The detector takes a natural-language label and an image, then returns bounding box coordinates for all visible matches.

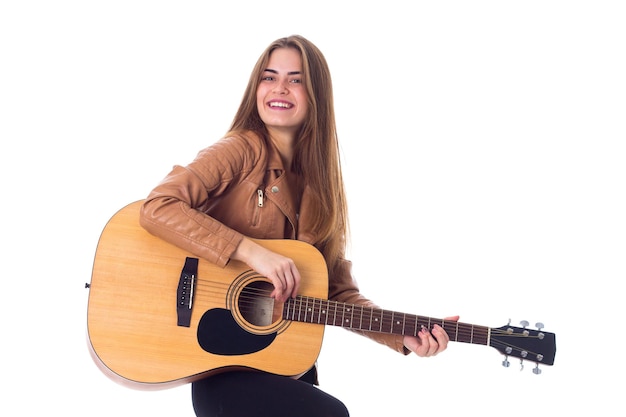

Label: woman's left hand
[403,315,460,357]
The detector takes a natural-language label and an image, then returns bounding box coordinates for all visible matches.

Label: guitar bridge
[177,257,198,327]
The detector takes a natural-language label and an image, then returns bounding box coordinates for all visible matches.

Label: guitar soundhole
[238,281,282,327]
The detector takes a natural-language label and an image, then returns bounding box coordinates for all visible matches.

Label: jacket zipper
[252,188,264,227]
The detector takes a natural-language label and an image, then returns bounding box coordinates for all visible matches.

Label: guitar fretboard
[283,295,490,346]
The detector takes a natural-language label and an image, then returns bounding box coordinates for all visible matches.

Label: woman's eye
[290,78,302,84]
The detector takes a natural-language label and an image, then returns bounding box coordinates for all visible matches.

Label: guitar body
[88,201,557,390]
[87,201,328,389]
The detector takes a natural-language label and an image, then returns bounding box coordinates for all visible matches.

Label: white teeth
[269,102,291,108]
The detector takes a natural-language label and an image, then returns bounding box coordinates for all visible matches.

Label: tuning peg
[502,356,510,368]
[533,363,542,375]
[519,359,524,371]
[536,322,544,330]
[520,320,529,328]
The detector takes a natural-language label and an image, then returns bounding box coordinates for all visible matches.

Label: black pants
[191,369,349,417]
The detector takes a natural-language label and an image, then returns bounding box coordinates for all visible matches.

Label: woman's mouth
[268,100,293,109]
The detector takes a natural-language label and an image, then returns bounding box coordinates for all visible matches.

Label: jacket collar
[262,136,317,244]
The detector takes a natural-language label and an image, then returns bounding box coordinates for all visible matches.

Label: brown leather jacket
[139,130,408,354]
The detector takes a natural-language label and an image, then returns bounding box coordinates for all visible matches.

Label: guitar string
[192,278,487,339]
[189,278,550,359]
[188,277,490,342]
[195,280,487,338]
[191,278,550,361]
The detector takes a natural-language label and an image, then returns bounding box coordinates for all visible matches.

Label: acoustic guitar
[86,201,556,389]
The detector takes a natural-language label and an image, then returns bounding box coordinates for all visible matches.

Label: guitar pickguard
[197,308,277,355]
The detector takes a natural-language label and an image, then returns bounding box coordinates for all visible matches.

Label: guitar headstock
[490,320,556,374]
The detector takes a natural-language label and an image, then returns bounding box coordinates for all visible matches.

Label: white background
[2,1,624,415]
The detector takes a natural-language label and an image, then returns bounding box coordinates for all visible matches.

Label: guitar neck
[283,295,489,346]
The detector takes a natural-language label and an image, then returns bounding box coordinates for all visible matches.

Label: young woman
[140,34,456,417]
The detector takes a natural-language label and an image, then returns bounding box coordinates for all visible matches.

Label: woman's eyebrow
[263,68,302,75]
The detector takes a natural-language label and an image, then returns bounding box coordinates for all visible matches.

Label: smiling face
[256,47,309,140]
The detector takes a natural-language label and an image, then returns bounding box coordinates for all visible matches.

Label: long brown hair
[230,35,348,272]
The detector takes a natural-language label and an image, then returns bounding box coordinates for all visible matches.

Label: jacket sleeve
[139,135,262,267]
[328,258,411,355]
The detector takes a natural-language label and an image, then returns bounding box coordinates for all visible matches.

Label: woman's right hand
[231,237,301,302]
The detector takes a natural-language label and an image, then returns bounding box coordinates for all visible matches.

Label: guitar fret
[474,326,488,345]
[404,314,415,337]
[311,298,315,323]
[359,306,364,330]
[348,305,353,327]
[382,311,391,333]
[304,298,310,323]
[326,300,333,326]
[304,297,309,323]
[297,300,302,321]
[284,300,291,321]
[458,323,470,343]
[339,305,345,326]
[317,299,322,324]
[418,316,427,335]
[375,307,380,331]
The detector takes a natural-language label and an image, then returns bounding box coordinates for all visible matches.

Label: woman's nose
[273,80,288,94]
